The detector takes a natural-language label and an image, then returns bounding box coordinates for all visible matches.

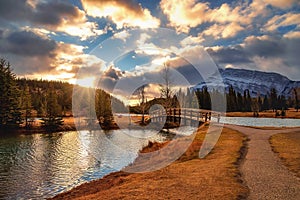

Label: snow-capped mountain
[193,68,300,97]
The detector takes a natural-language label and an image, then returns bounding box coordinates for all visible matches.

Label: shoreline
[1,110,299,136]
[226,109,300,119]
[49,125,300,199]
[50,125,249,200]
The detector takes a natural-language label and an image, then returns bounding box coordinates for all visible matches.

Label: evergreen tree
[236,92,243,111]
[227,85,237,111]
[278,95,287,110]
[243,89,252,112]
[270,88,278,112]
[257,96,263,112]
[0,59,22,128]
[202,86,211,109]
[262,95,269,111]
[185,87,192,108]
[40,85,63,129]
[294,88,299,112]
[95,89,113,127]
[20,85,33,128]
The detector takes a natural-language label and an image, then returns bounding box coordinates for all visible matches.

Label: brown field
[270,131,300,177]
[226,109,300,119]
[51,126,248,200]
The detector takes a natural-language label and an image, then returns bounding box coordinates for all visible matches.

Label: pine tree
[243,89,252,112]
[40,85,63,129]
[257,96,263,112]
[262,95,269,111]
[20,84,33,128]
[202,87,211,109]
[95,89,113,127]
[236,92,243,111]
[227,85,237,112]
[0,59,22,128]
[294,88,299,112]
[270,88,278,112]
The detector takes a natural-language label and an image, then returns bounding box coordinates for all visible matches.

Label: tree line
[131,84,299,118]
[0,58,126,130]
[179,85,299,114]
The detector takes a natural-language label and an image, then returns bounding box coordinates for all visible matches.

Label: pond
[216,117,300,127]
[0,129,169,199]
[0,117,299,199]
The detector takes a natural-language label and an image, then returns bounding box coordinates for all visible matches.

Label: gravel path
[225,125,300,200]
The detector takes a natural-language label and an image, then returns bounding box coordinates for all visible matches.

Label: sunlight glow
[76,77,97,88]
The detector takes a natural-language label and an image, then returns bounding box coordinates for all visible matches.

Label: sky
[0,0,300,96]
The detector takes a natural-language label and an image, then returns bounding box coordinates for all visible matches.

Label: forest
[0,58,299,130]
[0,58,126,129]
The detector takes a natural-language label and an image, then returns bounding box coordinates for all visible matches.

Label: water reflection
[0,130,168,199]
[216,117,300,127]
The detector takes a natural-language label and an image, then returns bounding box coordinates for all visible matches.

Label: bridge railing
[150,108,221,123]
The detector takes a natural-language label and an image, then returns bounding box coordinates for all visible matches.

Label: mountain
[193,68,300,97]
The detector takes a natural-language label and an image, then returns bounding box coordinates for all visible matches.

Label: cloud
[261,0,299,9]
[0,28,96,81]
[243,35,285,57]
[33,1,102,39]
[207,46,252,64]
[202,22,244,39]
[103,66,124,80]
[263,13,300,32]
[97,57,195,97]
[160,0,210,33]
[0,0,31,21]
[0,0,101,40]
[284,31,300,39]
[113,30,131,42]
[81,0,160,29]
[207,35,300,80]
[180,36,204,46]
[0,30,57,56]
[160,0,250,33]
[209,3,251,25]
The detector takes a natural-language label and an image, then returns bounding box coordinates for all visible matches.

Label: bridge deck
[150,108,221,125]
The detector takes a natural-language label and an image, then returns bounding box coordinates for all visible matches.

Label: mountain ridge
[193,68,300,97]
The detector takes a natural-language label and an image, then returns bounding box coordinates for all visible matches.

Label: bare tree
[137,85,146,124]
[160,62,174,109]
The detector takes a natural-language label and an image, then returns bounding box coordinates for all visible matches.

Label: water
[0,129,168,200]
[216,117,300,127]
[0,117,299,199]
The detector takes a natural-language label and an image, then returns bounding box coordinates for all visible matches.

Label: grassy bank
[226,109,300,119]
[270,131,300,177]
[51,125,248,200]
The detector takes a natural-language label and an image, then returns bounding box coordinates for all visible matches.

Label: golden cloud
[262,0,299,8]
[161,0,298,35]
[263,13,300,32]
[47,6,102,40]
[160,0,210,33]
[81,0,160,29]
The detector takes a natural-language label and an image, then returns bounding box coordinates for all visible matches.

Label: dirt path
[225,125,300,200]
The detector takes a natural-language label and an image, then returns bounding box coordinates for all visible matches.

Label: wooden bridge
[150,108,221,127]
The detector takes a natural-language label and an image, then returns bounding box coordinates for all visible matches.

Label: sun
[75,76,97,88]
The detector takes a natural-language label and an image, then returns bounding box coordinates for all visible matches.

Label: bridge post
[183,109,187,125]
[173,108,176,123]
[178,108,181,125]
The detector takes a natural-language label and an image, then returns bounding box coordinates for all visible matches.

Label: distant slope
[193,68,300,96]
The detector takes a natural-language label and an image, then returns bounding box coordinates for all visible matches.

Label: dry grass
[51,126,248,200]
[270,131,300,177]
[226,109,300,119]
